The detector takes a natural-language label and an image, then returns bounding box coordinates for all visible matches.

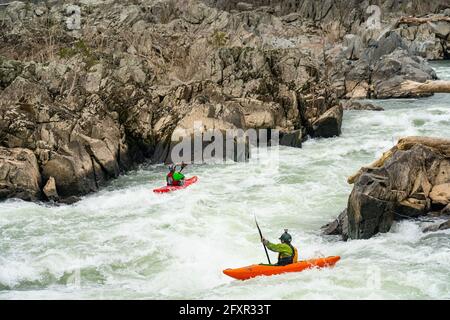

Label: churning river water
[0,62,449,300]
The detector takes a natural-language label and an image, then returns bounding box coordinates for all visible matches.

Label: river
[0,62,449,299]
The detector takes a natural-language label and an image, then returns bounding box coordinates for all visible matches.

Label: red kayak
[223,256,340,280]
[153,176,198,193]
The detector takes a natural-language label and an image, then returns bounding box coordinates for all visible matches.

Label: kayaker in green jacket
[261,229,298,266]
[166,163,186,186]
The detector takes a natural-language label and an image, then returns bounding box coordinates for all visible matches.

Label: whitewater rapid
[0,62,449,299]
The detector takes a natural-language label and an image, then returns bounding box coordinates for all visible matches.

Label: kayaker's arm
[263,240,292,256]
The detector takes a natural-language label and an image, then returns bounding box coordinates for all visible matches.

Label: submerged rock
[423,219,450,233]
[341,100,384,111]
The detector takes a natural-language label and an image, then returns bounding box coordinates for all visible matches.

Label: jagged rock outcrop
[311,105,343,138]
[395,14,450,60]
[371,49,438,98]
[0,147,41,201]
[0,0,448,201]
[0,0,343,201]
[336,32,438,99]
[324,137,450,240]
[321,209,349,240]
[279,129,303,148]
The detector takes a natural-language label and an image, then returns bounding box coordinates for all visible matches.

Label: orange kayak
[223,256,340,280]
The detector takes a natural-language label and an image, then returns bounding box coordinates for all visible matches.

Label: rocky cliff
[0,0,449,202]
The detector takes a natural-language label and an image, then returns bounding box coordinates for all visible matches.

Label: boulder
[43,176,59,201]
[84,64,103,93]
[115,56,146,84]
[312,105,343,138]
[41,143,97,198]
[339,31,439,99]
[428,21,450,40]
[343,34,364,60]
[167,103,249,164]
[363,32,409,64]
[0,147,41,201]
[321,209,349,240]
[0,57,23,89]
[408,36,444,60]
[429,183,450,206]
[371,49,437,98]
[343,59,371,99]
[279,129,303,148]
[334,137,450,239]
[239,98,284,129]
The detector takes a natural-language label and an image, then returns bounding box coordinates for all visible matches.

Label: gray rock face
[0,0,447,202]
[0,0,344,201]
[339,32,438,99]
[396,15,450,60]
[204,0,449,19]
[325,137,450,240]
[363,32,410,64]
[279,129,303,148]
[322,209,349,240]
[0,70,127,200]
[0,147,41,201]
[343,34,364,60]
[371,49,437,98]
[312,105,343,138]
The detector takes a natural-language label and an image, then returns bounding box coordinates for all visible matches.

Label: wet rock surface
[324,137,450,240]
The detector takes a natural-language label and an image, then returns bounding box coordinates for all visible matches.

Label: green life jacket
[277,243,297,266]
[173,172,185,181]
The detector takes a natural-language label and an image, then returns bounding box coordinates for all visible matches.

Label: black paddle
[179,161,187,172]
[254,214,271,265]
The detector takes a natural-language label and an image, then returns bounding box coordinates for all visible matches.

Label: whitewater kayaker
[166,163,186,186]
[261,229,298,266]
